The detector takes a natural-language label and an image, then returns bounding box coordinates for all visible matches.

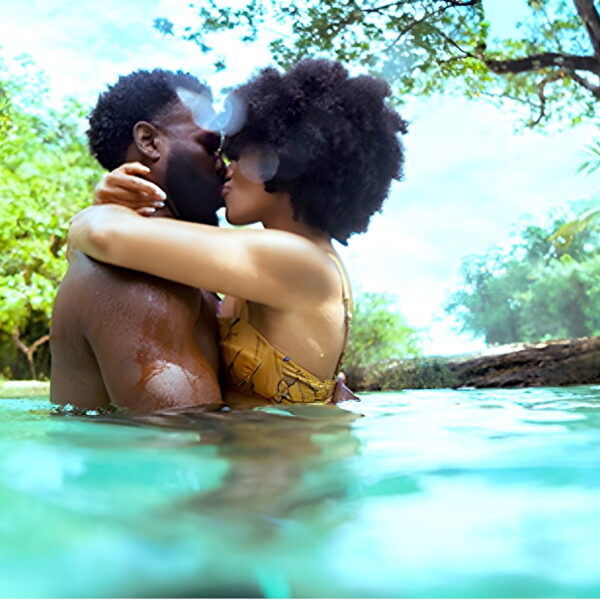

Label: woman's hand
[94,162,167,216]
[69,204,140,261]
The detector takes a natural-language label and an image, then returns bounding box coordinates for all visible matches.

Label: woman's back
[218,249,352,402]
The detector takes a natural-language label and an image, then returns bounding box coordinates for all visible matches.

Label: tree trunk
[11,327,50,380]
[574,0,600,61]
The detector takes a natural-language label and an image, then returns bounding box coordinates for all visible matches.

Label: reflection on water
[1,388,600,597]
[101,404,361,520]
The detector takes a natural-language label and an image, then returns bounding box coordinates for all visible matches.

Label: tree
[155,0,600,126]
[0,55,102,379]
[578,138,600,174]
[445,201,600,344]
[341,291,421,386]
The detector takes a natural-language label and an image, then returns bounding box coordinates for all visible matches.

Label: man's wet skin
[51,100,226,414]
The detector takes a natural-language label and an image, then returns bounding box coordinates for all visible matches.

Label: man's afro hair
[223,58,408,244]
[87,69,210,171]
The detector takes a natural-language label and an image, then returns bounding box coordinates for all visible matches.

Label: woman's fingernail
[158,190,167,200]
[155,202,165,208]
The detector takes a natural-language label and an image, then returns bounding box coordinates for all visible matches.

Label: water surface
[1,387,600,598]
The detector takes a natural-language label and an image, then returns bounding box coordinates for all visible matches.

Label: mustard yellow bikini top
[218,252,352,404]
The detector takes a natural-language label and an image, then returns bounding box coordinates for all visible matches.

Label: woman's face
[221,147,286,226]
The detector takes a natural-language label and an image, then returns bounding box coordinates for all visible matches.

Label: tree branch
[530,71,564,127]
[484,52,600,76]
[364,0,480,15]
[11,327,28,356]
[445,0,481,5]
[363,1,408,14]
[11,327,50,380]
[384,5,450,52]
[429,24,478,58]
[30,334,50,355]
[567,69,600,97]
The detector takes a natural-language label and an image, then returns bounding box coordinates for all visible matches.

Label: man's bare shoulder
[52,249,206,352]
[63,250,201,301]
[51,250,221,412]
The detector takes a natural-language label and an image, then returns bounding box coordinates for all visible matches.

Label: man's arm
[51,254,112,411]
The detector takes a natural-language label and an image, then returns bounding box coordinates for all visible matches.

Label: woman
[69,59,407,405]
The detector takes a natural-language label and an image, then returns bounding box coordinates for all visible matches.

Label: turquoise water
[2,387,600,598]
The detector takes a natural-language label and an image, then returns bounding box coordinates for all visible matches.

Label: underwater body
[2,387,600,598]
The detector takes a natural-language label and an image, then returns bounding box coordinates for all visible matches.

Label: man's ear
[133,121,162,161]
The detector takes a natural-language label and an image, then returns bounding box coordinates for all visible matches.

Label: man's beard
[164,153,223,226]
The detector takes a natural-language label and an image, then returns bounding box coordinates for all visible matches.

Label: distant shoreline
[0,380,50,398]
[5,336,600,399]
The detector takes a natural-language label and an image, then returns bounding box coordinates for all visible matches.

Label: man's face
[158,102,224,226]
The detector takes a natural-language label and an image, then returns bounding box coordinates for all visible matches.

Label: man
[51,69,224,413]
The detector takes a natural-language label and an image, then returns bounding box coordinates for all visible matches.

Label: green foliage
[445,200,600,345]
[0,54,102,378]
[578,139,600,175]
[340,292,421,387]
[359,357,458,390]
[155,0,599,127]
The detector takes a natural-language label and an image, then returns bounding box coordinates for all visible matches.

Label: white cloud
[339,96,598,353]
[0,0,275,106]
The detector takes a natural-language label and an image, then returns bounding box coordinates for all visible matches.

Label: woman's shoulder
[248,231,341,304]
[249,227,325,257]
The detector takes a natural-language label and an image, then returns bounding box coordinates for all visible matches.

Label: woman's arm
[69,204,335,308]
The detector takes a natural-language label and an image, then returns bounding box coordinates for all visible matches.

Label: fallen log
[446,336,600,388]
[350,336,600,391]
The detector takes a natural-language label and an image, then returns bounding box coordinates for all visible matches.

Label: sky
[1,0,598,355]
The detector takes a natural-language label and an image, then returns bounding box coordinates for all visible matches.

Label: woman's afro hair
[87,69,210,171]
[223,58,408,244]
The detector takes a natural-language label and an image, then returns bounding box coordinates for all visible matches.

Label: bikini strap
[327,252,353,374]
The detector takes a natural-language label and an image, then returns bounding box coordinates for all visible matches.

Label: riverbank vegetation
[445,200,600,345]
[0,55,102,379]
[341,292,422,389]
